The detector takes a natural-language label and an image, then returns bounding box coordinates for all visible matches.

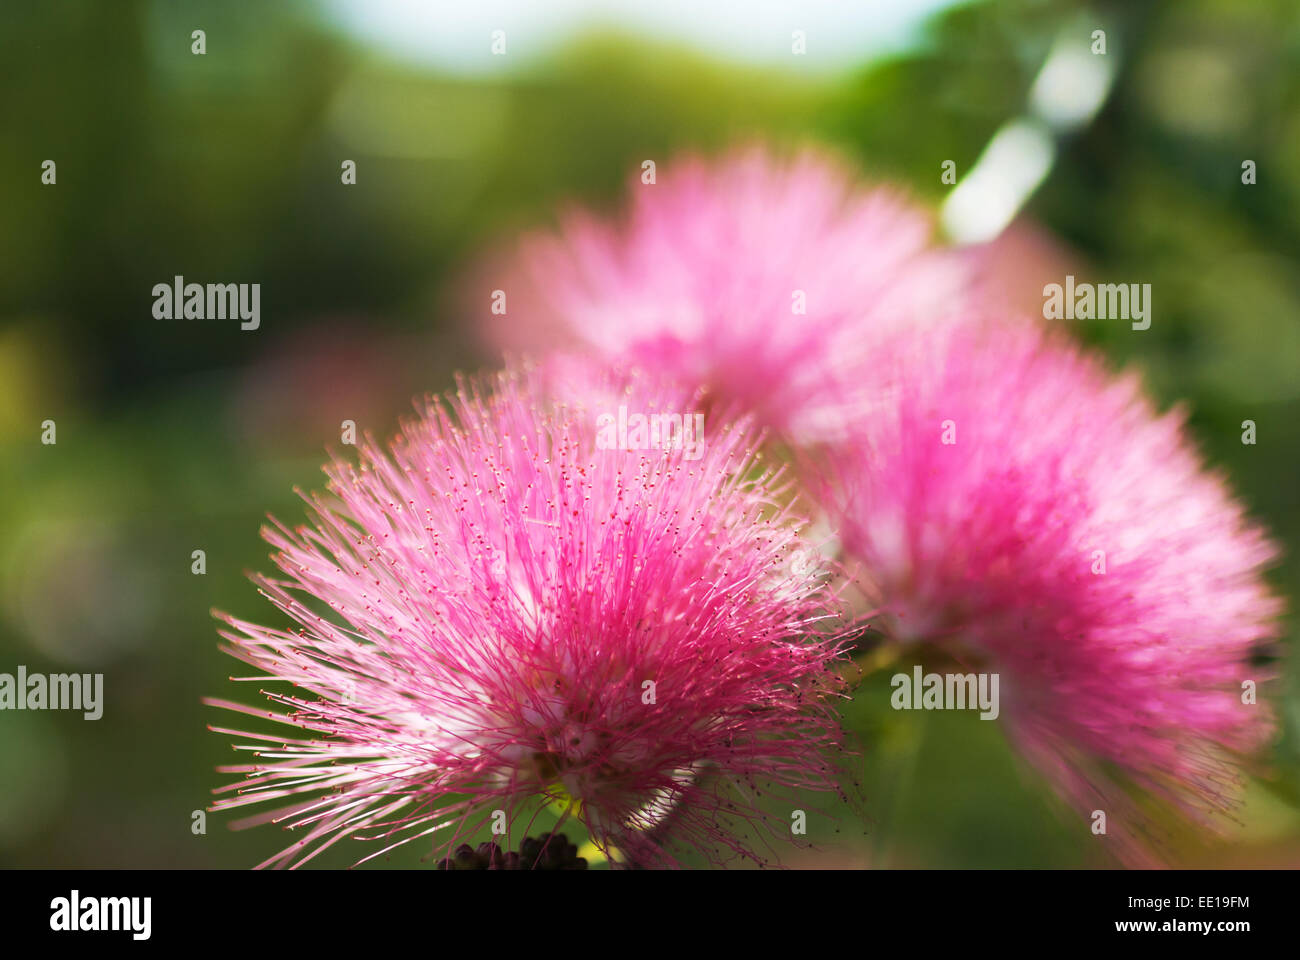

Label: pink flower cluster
[825,319,1280,862]
[502,146,970,445]
[209,366,850,868]
[212,145,1281,869]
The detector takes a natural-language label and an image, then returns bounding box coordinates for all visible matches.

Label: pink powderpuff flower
[206,361,852,869]
[824,319,1282,864]
[486,144,971,445]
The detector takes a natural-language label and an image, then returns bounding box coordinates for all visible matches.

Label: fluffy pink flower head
[495,145,970,445]
[826,320,1282,863]
[208,361,850,868]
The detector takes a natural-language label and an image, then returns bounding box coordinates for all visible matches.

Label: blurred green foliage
[1,0,1297,868]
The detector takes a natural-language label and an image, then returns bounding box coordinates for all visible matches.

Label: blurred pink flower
[487,145,970,445]
[825,319,1282,863]
[208,361,850,868]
